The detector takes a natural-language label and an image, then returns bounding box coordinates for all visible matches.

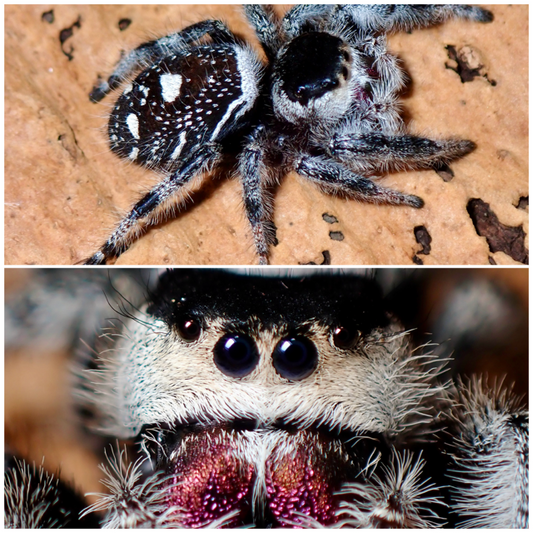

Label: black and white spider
[4,269,528,528]
[85,4,493,265]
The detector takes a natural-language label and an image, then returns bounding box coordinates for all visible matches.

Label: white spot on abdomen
[160,73,183,103]
[126,113,140,139]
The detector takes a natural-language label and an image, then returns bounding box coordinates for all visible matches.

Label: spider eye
[332,326,361,350]
[273,336,318,380]
[177,317,202,341]
[214,334,259,378]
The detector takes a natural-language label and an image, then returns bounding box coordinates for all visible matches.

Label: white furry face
[84,311,429,439]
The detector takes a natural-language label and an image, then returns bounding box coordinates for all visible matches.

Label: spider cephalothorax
[85,5,493,265]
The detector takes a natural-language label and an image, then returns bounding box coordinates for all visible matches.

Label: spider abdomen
[108,44,262,171]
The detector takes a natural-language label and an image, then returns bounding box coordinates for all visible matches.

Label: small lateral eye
[332,326,362,350]
[177,317,202,341]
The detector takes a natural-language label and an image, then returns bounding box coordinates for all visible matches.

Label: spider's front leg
[89,20,238,103]
[443,379,529,528]
[243,5,282,62]
[329,132,476,174]
[296,154,424,208]
[244,5,335,62]
[84,144,221,265]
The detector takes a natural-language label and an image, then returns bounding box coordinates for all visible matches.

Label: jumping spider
[5,269,528,528]
[85,4,493,265]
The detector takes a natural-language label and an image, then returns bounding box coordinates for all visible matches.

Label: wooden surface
[5,5,528,265]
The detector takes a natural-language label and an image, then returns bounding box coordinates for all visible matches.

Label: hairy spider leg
[296,155,424,208]
[243,5,336,60]
[336,4,494,33]
[84,144,221,265]
[242,5,282,62]
[239,126,278,265]
[329,134,477,173]
[280,5,337,38]
[90,20,239,103]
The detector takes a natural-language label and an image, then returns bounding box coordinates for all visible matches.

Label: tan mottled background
[5,5,528,265]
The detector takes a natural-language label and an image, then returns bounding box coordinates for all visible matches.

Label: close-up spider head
[4,268,528,528]
[78,270,412,527]
[83,4,496,265]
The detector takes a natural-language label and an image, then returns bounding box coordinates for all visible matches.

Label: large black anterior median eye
[214,334,259,378]
[273,336,318,380]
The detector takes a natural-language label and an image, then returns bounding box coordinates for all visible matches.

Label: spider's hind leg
[89,20,238,103]
[84,144,221,265]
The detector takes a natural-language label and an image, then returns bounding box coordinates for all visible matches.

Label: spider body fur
[85,4,493,265]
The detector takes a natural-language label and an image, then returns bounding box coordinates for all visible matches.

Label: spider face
[86,5,492,265]
[272,31,360,127]
[84,271,397,438]
[276,32,351,102]
[78,270,429,527]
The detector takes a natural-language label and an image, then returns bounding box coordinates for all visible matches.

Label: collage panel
[4,4,527,265]
[5,268,528,527]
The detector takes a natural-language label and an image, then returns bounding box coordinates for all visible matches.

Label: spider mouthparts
[161,425,358,528]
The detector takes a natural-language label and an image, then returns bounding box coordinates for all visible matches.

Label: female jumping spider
[5,269,528,527]
[85,5,493,265]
